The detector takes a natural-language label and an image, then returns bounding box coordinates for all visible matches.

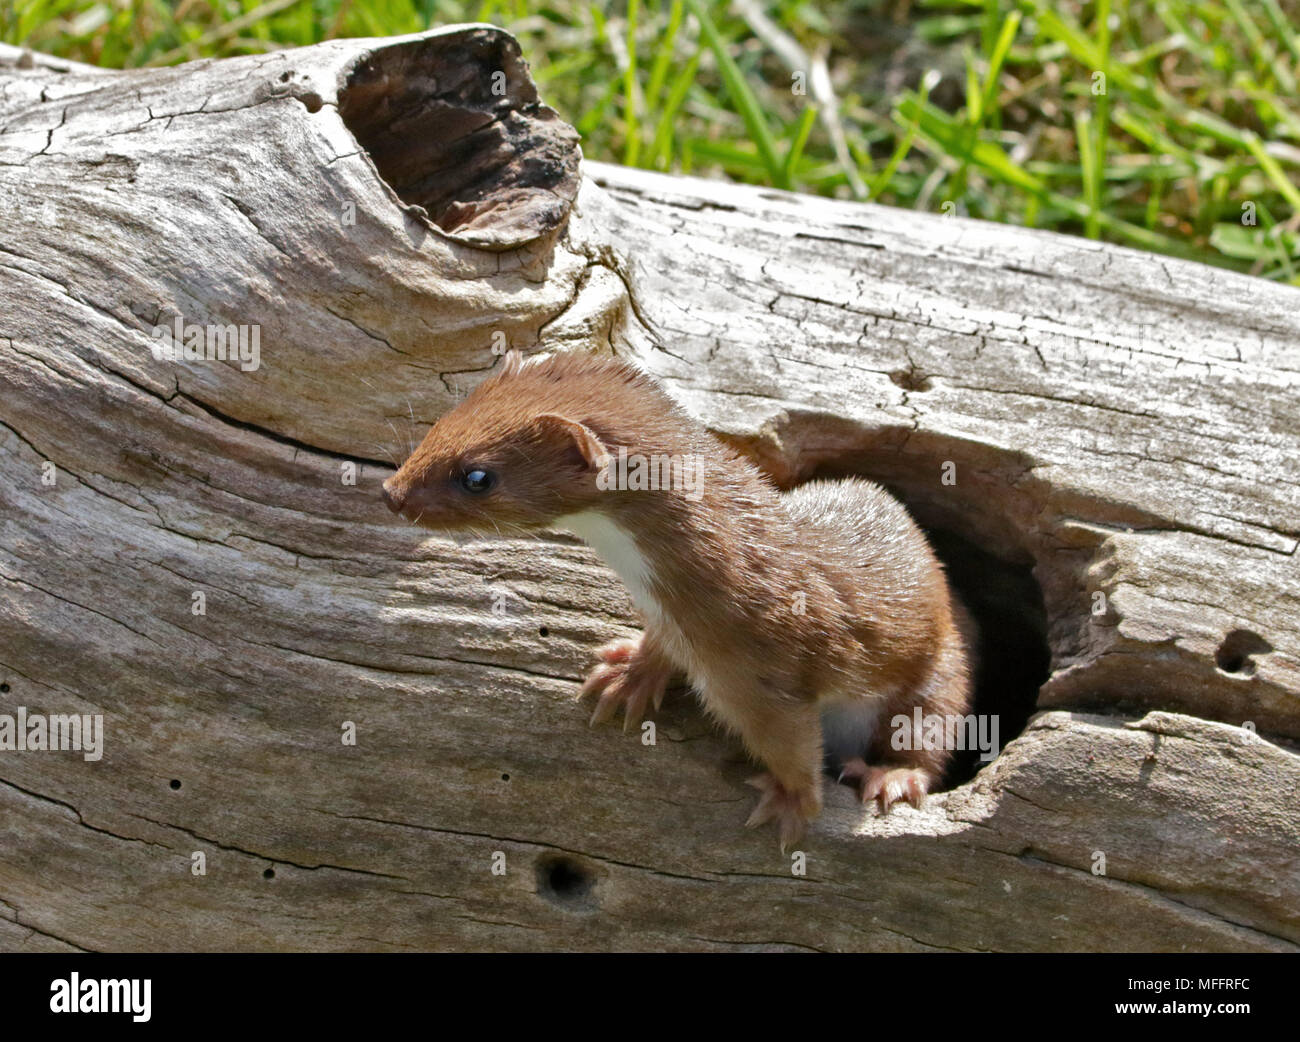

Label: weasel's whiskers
[358,439,400,467]
[358,376,419,465]
[404,396,420,457]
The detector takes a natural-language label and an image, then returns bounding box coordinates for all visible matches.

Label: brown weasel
[382,350,973,848]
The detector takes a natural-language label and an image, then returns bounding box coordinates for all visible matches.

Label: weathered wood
[0,27,1296,952]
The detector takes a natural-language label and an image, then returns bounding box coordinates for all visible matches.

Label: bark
[0,27,1296,953]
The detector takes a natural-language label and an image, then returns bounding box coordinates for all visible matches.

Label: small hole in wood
[889,368,933,392]
[501,772,510,781]
[169,779,181,790]
[535,853,596,910]
[0,683,9,693]
[538,625,549,637]
[1215,629,1271,677]
[263,868,275,880]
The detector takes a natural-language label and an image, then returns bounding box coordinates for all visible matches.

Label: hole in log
[535,853,597,910]
[538,625,549,637]
[889,367,932,392]
[169,779,182,790]
[0,682,9,693]
[1215,629,1272,677]
[337,28,582,250]
[263,868,276,880]
[925,528,1050,785]
[711,410,1288,738]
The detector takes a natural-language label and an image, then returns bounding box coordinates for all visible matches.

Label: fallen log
[0,26,1296,952]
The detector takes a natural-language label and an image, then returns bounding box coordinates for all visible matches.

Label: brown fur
[383,350,974,847]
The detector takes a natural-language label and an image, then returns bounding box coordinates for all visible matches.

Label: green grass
[6,0,1299,282]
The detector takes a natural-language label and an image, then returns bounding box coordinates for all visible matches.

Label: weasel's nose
[382,478,406,514]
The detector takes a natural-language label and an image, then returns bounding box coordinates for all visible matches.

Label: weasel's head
[381,350,634,535]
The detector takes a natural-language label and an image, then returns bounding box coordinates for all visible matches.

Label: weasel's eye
[460,468,495,494]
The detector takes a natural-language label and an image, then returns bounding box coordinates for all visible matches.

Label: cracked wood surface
[1,29,1298,952]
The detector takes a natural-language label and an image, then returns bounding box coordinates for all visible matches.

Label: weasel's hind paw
[580,638,670,732]
[839,759,933,813]
[745,773,817,852]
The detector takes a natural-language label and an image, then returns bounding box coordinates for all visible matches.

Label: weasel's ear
[497,349,525,378]
[532,413,610,472]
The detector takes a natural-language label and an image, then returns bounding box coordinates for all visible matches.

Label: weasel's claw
[745,773,814,852]
[580,662,624,725]
[839,758,932,813]
[579,638,671,732]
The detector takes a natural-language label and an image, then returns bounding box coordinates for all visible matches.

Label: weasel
[382,350,974,848]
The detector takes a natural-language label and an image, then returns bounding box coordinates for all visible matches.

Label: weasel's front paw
[745,773,819,852]
[839,759,933,813]
[580,638,671,732]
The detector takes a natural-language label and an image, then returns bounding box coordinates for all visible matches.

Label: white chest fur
[554,512,706,715]
[555,512,662,625]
